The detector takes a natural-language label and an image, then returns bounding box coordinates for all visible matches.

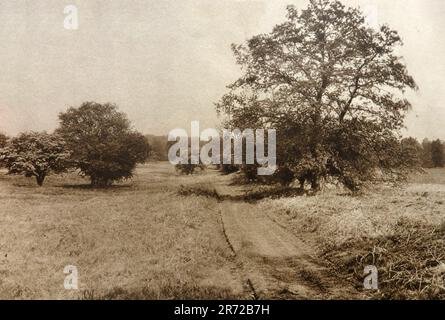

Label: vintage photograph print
[0,0,444,303]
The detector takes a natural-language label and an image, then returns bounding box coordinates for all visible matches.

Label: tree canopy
[0,133,8,149]
[0,132,69,186]
[216,0,418,191]
[57,102,151,187]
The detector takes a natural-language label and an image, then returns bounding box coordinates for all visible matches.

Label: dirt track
[213,183,357,299]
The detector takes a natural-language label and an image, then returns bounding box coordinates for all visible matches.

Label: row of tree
[402,138,445,168]
[211,136,444,187]
[0,102,150,187]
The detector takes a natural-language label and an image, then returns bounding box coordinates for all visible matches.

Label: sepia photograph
[0,0,444,308]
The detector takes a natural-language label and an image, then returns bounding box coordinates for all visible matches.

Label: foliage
[175,159,205,175]
[57,102,150,187]
[400,137,423,168]
[0,133,9,168]
[0,132,70,186]
[218,164,239,175]
[216,0,418,191]
[431,139,445,168]
[0,133,8,148]
[421,139,434,168]
[175,163,205,175]
[146,135,169,161]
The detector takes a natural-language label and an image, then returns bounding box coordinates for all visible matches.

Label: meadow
[0,163,244,299]
[260,169,445,299]
[0,163,443,299]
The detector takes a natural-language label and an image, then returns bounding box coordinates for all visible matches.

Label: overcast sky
[0,0,444,139]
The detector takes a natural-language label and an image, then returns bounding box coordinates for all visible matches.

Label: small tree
[0,132,70,186]
[431,139,445,168]
[57,102,150,187]
[175,163,205,175]
[174,146,205,175]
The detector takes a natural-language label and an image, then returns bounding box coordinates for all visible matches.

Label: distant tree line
[0,102,150,187]
[401,137,445,168]
[145,134,169,161]
[0,133,7,149]
[215,137,444,184]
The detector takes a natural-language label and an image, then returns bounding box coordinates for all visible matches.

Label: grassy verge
[0,163,244,299]
[260,169,445,299]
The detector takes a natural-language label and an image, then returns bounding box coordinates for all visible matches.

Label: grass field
[0,163,444,299]
[0,163,244,299]
[260,169,445,299]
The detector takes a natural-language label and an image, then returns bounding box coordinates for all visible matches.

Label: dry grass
[1,162,444,300]
[0,163,244,299]
[260,169,445,299]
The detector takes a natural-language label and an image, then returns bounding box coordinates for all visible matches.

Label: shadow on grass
[178,184,305,203]
[61,184,133,190]
[80,283,244,300]
[11,183,41,188]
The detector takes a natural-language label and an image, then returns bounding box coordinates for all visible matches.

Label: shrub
[175,163,205,175]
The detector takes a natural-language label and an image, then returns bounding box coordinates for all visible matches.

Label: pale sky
[0,0,444,140]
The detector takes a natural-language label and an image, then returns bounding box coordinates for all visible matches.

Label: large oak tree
[217,0,417,191]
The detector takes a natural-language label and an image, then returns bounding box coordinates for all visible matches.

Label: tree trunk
[298,177,305,190]
[310,176,321,192]
[36,175,45,186]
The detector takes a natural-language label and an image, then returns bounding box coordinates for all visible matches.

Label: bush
[219,164,239,175]
[0,133,8,149]
[175,163,205,175]
[0,133,9,168]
